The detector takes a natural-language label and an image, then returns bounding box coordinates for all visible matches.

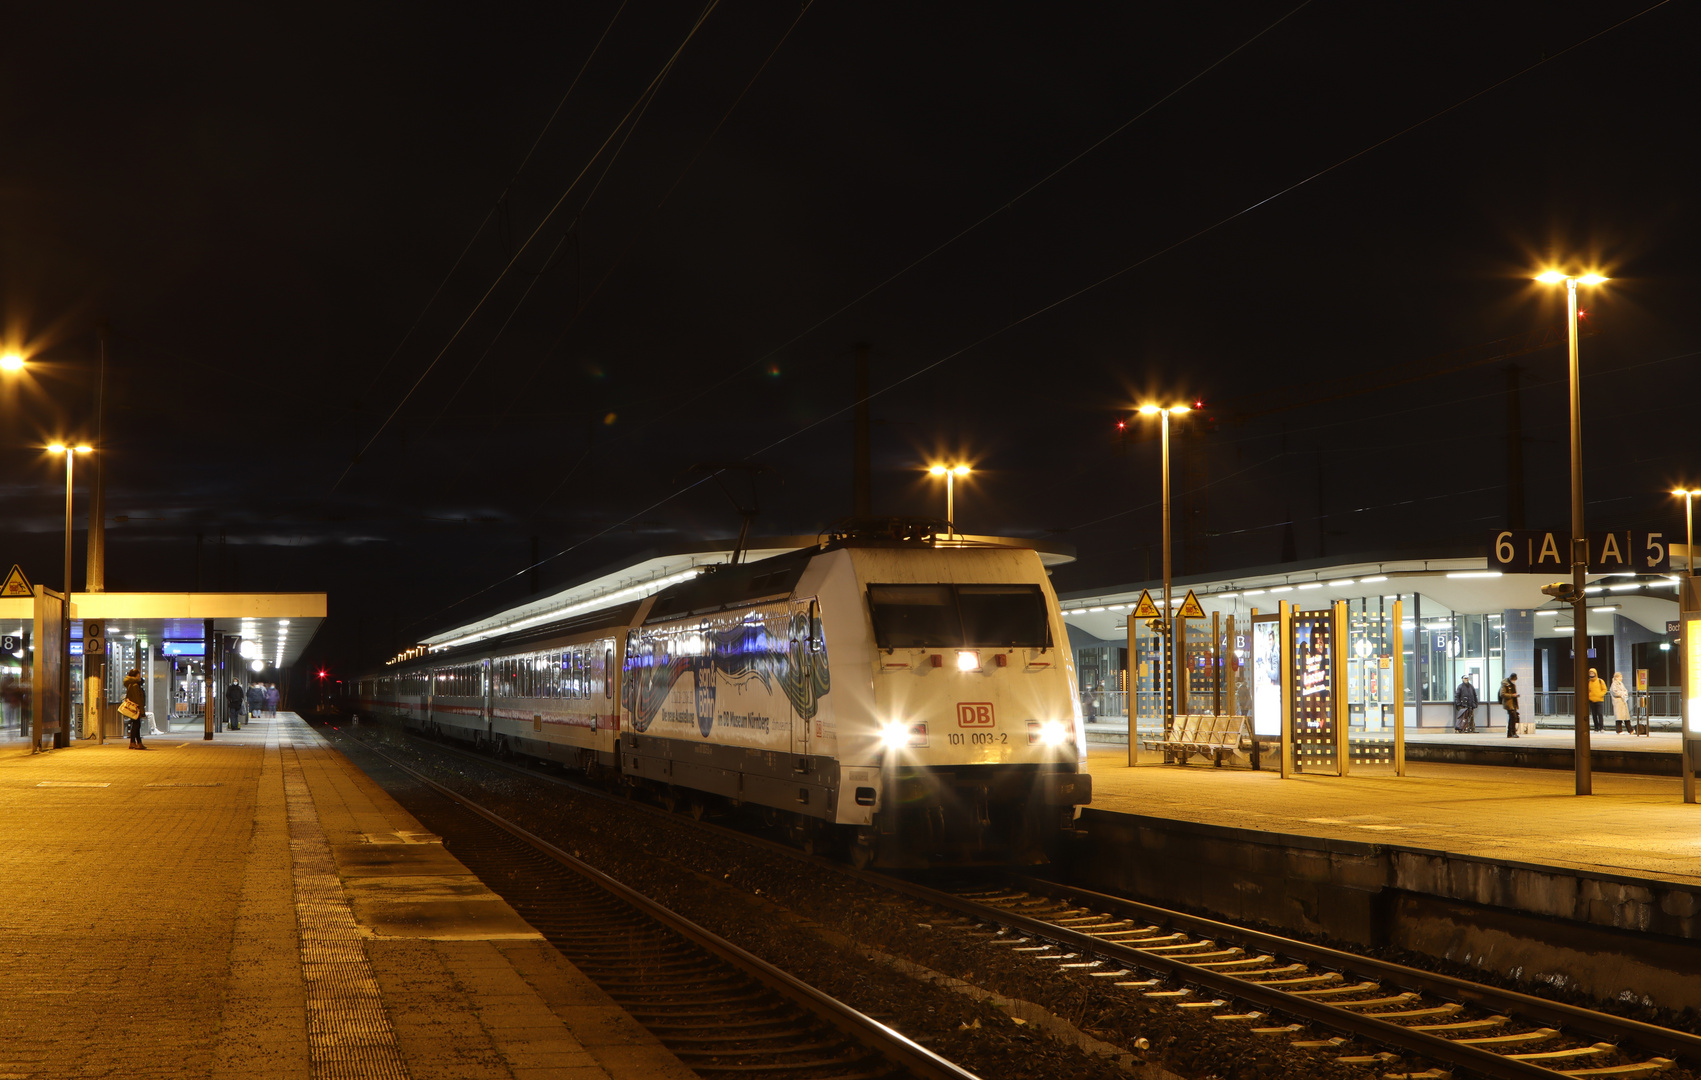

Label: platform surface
[1084,744,1701,889]
[0,713,692,1080]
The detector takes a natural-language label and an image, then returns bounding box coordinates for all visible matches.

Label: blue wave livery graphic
[622,609,830,737]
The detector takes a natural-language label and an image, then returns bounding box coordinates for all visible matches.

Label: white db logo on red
[957,702,994,727]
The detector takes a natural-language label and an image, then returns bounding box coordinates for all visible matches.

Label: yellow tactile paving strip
[278,728,409,1079]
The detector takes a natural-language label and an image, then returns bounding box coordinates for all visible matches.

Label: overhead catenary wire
[462,0,821,486]
[636,0,1316,428]
[402,0,1673,633]
[330,0,722,495]
[356,0,633,402]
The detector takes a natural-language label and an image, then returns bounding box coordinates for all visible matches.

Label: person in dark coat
[124,667,148,749]
[1453,675,1479,733]
[1498,672,1521,738]
[225,681,245,730]
[246,683,265,724]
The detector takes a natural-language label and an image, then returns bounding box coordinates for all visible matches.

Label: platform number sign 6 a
[1488,530,1670,573]
[956,702,994,727]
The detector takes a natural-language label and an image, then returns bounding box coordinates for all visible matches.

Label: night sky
[4,1,1697,682]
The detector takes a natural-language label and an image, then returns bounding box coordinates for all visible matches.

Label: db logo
[956,702,995,728]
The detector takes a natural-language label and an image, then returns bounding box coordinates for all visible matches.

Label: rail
[356,740,981,1080]
[368,723,1697,1078]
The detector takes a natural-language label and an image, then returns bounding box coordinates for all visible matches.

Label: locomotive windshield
[867,583,1051,649]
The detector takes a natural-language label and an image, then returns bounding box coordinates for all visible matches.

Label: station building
[1059,549,1688,730]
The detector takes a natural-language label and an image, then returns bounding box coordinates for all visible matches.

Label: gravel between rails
[325,721,1396,1080]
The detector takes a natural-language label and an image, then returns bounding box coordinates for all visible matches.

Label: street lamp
[1535,267,1607,795]
[45,443,92,750]
[1136,403,1191,749]
[0,352,24,372]
[926,464,971,537]
[1673,489,1701,577]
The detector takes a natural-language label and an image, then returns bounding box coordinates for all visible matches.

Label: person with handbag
[122,667,148,750]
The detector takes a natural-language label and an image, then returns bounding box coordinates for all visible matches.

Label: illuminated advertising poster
[1250,619,1281,736]
[1291,612,1335,764]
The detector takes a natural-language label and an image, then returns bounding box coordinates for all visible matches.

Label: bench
[1139,713,1254,766]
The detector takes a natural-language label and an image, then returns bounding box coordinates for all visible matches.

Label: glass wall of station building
[1403,595,1504,721]
[1071,590,1510,731]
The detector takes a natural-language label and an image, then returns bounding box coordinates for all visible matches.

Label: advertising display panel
[1290,609,1336,773]
[623,599,834,754]
[1250,617,1281,737]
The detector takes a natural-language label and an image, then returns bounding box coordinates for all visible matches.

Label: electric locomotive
[354,526,1091,865]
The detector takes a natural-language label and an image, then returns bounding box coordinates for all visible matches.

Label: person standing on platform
[266,683,280,717]
[123,667,148,750]
[1453,674,1478,733]
[246,682,265,724]
[225,681,245,730]
[1587,668,1607,732]
[1610,672,1630,733]
[1498,672,1521,738]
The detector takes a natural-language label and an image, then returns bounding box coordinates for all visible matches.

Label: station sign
[1488,529,1670,574]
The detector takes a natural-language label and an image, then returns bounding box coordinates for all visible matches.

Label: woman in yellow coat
[1586,668,1607,733]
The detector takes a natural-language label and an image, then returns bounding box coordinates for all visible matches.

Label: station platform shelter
[0,590,326,746]
[0,711,691,1080]
[1060,549,1692,749]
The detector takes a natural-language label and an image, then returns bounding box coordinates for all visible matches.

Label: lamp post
[1137,403,1191,744]
[927,464,971,537]
[1536,268,1606,796]
[1673,489,1700,577]
[46,443,92,749]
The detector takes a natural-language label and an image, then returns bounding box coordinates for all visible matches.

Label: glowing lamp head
[0,353,23,372]
[1535,270,1567,285]
[1040,719,1070,747]
[47,443,66,454]
[951,465,969,477]
[74,445,91,453]
[956,649,980,672]
[1169,405,1192,415]
[882,720,926,750]
[1578,273,1608,286]
[1137,404,1161,415]
[927,465,947,476]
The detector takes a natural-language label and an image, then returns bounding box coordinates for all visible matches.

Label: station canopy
[0,592,326,669]
[1057,551,1687,644]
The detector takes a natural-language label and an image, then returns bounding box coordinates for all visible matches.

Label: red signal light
[317,669,327,679]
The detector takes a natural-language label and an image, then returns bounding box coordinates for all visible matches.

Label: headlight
[882,721,928,748]
[956,650,980,672]
[1041,719,1069,747]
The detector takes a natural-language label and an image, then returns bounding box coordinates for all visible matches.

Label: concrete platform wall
[1066,808,1701,1013]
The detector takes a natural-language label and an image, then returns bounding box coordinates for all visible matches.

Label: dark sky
[3,1,1697,677]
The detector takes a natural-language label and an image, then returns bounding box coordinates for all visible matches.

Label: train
[352,526,1092,866]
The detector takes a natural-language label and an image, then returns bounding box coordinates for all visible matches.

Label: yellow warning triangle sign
[1131,590,1159,619]
[0,565,31,598]
[1178,589,1206,619]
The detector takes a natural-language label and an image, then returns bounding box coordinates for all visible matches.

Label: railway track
[904,877,1699,1079]
[349,738,980,1080]
[340,723,1701,1080]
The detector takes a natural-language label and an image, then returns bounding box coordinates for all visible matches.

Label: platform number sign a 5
[1489,530,1670,574]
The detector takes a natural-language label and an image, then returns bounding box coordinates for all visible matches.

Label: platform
[0,713,692,1080]
[1083,719,1688,774]
[1072,745,1701,1011]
